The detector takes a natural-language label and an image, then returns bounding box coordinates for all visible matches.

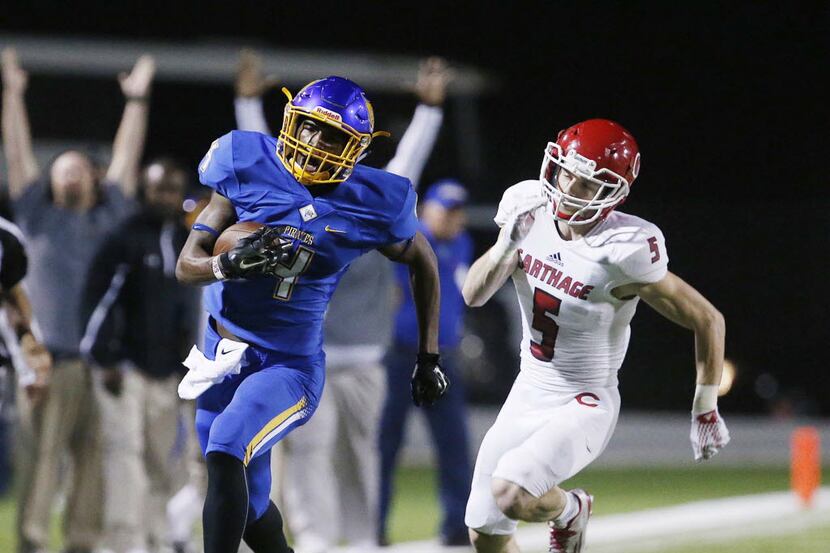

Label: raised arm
[462,196,545,307]
[105,55,156,197]
[616,271,730,461]
[1,48,40,199]
[384,57,452,189]
[233,49,276,134]
[462,246,520,308]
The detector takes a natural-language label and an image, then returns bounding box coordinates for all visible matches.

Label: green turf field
[658,522,830,553]
[0,465,823,551]
[386,464,808,542]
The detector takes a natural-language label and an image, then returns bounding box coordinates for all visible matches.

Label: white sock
[553,490,578,528]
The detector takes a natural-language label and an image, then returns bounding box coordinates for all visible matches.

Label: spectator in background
[81,160,200,553]
[233,50,451,552]
[379,179,474,546]
[1,47,153,553]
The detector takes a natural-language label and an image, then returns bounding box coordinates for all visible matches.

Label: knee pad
[207,409,248,458]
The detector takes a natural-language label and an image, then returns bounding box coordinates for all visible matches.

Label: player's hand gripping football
[218,227,293,279]
[690,409,731,461]
[411,353,450,407]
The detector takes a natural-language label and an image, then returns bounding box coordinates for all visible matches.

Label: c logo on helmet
[575,392,600,407]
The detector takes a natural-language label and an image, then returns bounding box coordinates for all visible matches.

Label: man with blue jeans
[380,179,474,546]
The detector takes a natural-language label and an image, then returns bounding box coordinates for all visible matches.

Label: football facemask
[540,119,640,226]
[277,76,388,185]
[540,143,631,226]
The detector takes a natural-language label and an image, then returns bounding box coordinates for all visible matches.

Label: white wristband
[692,384,719,414]
[211,256,227,281]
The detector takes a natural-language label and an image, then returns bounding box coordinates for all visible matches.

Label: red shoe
[548,489,593,553]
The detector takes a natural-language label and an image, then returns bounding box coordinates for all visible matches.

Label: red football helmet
[540,119,641,225]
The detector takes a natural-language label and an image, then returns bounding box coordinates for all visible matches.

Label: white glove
[178,338,249,400]
[490,196,547,262]
[690,409,731,462]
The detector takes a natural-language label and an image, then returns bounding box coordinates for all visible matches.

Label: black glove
[411,352,450,407]
[218,227,293,279]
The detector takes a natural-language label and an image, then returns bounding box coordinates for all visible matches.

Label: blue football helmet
[277,76,387,185]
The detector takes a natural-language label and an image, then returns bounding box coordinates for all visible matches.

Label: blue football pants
[195,321,324,520]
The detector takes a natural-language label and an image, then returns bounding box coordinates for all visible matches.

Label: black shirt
[80,210,199,378]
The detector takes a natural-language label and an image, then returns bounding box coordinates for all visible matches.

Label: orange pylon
[791,426,821,507]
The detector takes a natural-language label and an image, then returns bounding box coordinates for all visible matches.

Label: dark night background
[1,1,827,414]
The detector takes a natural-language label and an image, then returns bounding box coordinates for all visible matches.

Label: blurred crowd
[0,47,476,553]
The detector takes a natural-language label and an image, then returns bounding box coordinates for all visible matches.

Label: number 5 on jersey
[272,246,314,301]
[530,288,561,362]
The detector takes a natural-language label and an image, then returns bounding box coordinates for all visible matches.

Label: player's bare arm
[462,249,520,308]
[176,193,299,286]
[1,48,40,200]
[379,231,440,354]
[615,271,731,461]
[463,196,545,307]
[614,272,725,387]
[380,232,449,406]
[175,192,237,285]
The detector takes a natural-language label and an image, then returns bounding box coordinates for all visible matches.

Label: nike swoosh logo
[220,347,242,355]
[238,259,266,270]
[324,225,347,234]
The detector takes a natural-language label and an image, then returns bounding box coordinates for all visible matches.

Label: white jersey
[495,180,669,388]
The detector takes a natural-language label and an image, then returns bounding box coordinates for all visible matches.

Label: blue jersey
[394,225,473,349]
[198,131,418,356]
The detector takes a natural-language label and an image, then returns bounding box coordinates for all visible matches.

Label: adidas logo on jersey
[518,249,595,301]
[546,252,564,266]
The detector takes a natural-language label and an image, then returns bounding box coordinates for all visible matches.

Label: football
[213,221,267,255]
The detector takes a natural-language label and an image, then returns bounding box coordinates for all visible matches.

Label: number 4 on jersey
[530,288,561,362]
[272,246,314,301]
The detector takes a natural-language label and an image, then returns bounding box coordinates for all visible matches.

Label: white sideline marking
[330,487,830,553]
